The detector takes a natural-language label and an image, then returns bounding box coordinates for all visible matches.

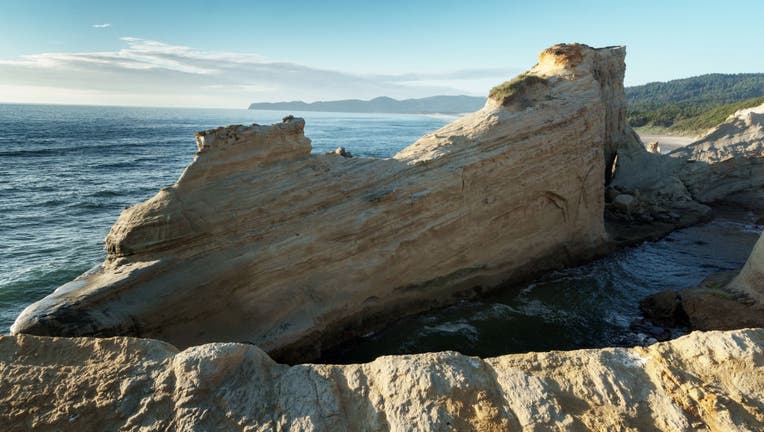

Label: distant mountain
[248,95,486,114]
[626,73,764,132]
[249,73,764,133]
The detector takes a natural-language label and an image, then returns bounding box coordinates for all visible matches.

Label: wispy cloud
[92,23,111,28]
[0,37,519,108]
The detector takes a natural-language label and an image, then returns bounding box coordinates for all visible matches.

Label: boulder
[612,193,636,213]
[12,44,628,360]
[639,290,689,328]
[646,141,660,154]
[327,146,353,158]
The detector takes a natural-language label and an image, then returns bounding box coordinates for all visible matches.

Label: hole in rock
[606,152,618,185]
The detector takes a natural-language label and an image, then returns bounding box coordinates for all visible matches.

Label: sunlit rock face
[12,44,630,361]
[1,330,762,431]
[731,229,764,303]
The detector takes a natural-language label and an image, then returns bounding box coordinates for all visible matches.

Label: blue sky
[1,0,762,107]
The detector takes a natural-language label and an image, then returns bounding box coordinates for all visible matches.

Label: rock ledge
[1,329,762,431]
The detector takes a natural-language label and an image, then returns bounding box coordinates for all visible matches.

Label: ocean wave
[423,322,480,342]
[0,148,62,157]
[90,190,123,198]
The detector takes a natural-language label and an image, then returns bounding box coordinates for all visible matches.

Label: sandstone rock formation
[613,103,764,208]
[12,44,630,360]
[1,329,762,431]
[604,128,711,244]
[646,141,660,154]
[618,106,764,330]
[730,227,764,304]
[671,103,764,203]
[605,103,764,243]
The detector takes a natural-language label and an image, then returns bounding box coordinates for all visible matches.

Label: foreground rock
[12,44,630,360]
[1,329,762,431]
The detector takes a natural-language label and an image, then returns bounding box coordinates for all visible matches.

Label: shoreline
[636,132,696,153]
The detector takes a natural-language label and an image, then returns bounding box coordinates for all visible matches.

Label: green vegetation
[669,96,764,132]
[627,73,764,134]
[489,73,548,105]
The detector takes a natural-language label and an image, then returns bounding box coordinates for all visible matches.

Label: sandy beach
[637,133,696,154]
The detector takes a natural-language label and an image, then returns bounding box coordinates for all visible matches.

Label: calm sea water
[0,104,760,362]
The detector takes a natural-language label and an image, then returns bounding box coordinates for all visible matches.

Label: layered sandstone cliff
[1,329,762,431]
[12,44,629,360]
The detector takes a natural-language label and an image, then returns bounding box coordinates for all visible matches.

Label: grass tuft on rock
[489,73,549,106]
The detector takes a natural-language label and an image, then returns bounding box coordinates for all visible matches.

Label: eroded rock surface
[606,103,764,244]
[12,44,629,360]
[1,330,762,431]
[672,103,764,203]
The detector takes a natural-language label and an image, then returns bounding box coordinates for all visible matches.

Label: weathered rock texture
[12,44,630,360]
[1,329,762,431]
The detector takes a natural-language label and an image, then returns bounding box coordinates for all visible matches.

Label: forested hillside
[627,73,764,133]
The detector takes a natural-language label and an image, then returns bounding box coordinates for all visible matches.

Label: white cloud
[92,23,111,28]
[0,38,519,108]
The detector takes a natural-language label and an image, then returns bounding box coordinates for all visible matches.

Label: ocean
[1,103,760,362]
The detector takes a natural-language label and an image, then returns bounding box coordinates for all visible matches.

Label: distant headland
[248,95,485,114]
